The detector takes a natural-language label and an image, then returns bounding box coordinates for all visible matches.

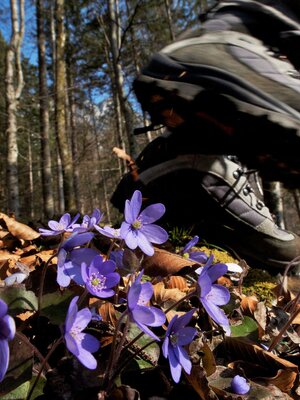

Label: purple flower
[0,299,16,382]
[110,250,125,269]
[57,232,95,287]
[64,296,100,369]
[81,255,120,298]
[94,225,121,239]
[39,213,80,236]
[196,255,230,335]
[231,375,250,394]
[74,209,103,233]
[120,190,168,256]
[181,236,208,264]
[162,309,197,383]
[127,270,166,340]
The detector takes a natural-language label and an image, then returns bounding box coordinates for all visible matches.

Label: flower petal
[182,235,199,253]
[2,316,16,340]
[201,298,229,328]
[125,191,142,223]
[168,347,182,383]
[57,262,72,287]
[189,252,208,264]
[231,375,250,395]
[140,224,168,244]
[127,280,142,310]
[81,332,100,353]
[94,225,121,239]
[174,345,192,375]
[98,259,117,276]
[139,282,154,303]
[48,220,63,231]
[63,259,84,286]
[139,203,166,224]
[207,284,230,306]
[106,273,120,288]
[136,232,154,256]
[197,271,212,298]
[0,339,9,382]
[59,213,71,227]
[131,305,156,325]
[77,347,98,369]
[0,300,8,319]
[65,296,79,333]
[122,226,138,250]
[65,332,79,356]
[39,228,59,236]
[176,327,197,346]
[172,309,195,333]
[134,320,160,341]
[131,305,165,327]
[73,308,92,331]
[162,336,170,358]
[63,232,94,251]
[207,263,228,283]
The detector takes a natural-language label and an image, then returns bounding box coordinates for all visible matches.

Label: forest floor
[0,212,299,400]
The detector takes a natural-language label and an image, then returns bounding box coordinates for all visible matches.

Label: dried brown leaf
[152,281,186,309]
[185,364,219,400]
[98,301,117,327]
[165,275,188,291]
[224,336,298,392]
[240,295,258,316]
[0,213,40,241]
[142,248,195,276]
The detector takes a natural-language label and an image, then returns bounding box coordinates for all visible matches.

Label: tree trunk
[55,0,76,212]
[164,0,175,41]
[98,13,126,175]
[265,181,286,229]
[67,72,81,212]
[27,131,34,219]
[50,2,64,213]
[5,0,25,217]
[36,0,54,218]
[107,0,137,158]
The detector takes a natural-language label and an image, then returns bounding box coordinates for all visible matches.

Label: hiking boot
[133,29,300,186]
[111,133,300,272]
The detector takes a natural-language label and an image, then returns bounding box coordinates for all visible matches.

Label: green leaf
[0,287,38,314]
[230,316,259,340]
[0,336,33,397]
[40,289,74,325]
[0,380,30,400]
[125,322,160,371]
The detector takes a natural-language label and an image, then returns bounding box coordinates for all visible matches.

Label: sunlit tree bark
[5,0,25,216]
[55,0,76,212]
[36,0,54,218]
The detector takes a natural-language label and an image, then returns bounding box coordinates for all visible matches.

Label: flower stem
[104,310,127,386]
[26,336,63,400]
[122,291,195,355]
[112,339,157,382]
[38,253,57,313]
[15,331,51,371]
[268,307,300,352]
[164,290,195,314]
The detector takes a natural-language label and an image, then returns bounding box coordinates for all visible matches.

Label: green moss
[242,269,277,303]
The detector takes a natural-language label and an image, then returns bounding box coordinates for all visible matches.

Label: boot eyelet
[233,168,242,179]
[256,201,264,210]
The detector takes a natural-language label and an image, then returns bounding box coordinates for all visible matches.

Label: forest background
[0,0,299,235]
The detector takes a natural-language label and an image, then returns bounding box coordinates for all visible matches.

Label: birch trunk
[36,0,54,218]
[107,0,137,158]
[5,0,25,217]
[55,0,76,212]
